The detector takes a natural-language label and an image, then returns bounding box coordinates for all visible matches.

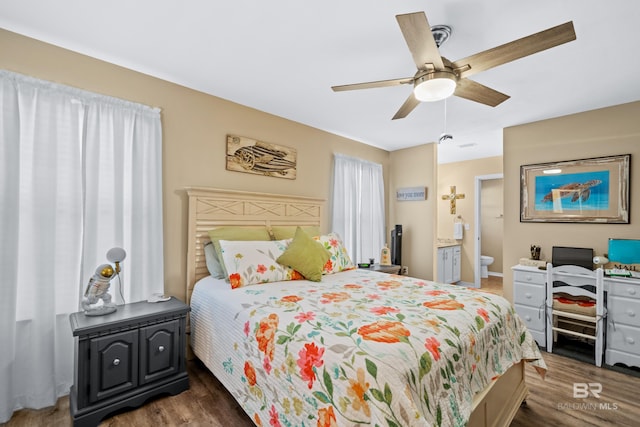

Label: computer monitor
[552,246,594,270]
[608,239,640,265]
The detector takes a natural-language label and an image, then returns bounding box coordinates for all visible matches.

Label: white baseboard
[488,271,504,278]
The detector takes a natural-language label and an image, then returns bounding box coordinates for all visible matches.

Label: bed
[185,187,546,427]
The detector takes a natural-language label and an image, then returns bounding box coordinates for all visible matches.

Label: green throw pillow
[271,225,321,240]
[208,227,272,278]
[277,227,330,282]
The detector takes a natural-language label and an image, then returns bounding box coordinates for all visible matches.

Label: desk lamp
[82,247,127,316]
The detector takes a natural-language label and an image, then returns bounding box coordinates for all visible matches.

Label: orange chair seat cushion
[552,293,596,317]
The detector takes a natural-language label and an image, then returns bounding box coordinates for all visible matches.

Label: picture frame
[226,135,297,180]
[520,154,630,223]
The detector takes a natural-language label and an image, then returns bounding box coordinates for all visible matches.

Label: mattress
[190,269,545,427]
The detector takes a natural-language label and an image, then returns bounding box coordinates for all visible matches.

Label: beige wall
[0,29,391,301]
[389,144,437,280]
[503,101,640,302]
[437,156,503,283]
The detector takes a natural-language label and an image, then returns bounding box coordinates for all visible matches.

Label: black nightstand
[363,264,402,274]
[69,297,190,427]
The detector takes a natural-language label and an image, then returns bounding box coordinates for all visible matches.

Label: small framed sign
[396,187,427,201]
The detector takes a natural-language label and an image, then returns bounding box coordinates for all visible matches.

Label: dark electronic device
[551,246,594,270]
[391,224,402,266]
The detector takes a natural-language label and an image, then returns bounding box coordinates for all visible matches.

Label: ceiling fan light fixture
[413,72,457,102]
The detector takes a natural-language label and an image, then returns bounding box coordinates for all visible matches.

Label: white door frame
[474,173,503,288]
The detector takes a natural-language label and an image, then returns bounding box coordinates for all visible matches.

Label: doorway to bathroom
[474,174,504,291]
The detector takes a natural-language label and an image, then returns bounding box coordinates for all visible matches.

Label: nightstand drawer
[513,282,545,307]
[140,319,180,384]
[513,269,546,286]
[90,329,139,403]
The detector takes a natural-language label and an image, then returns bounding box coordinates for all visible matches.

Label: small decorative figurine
[530,245,541,260]
[82,247,127,316]
[380,243,392,266]
[82,264,118,316]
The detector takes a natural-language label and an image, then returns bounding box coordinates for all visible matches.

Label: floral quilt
[191,269,545,427]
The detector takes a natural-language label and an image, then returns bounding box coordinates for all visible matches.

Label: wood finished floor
[480,274,504,296]
[5,351,639,427]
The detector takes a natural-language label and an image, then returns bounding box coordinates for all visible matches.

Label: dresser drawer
[607,281,640,300]
[606,323,640,355]
[513,282,546,307]
[514,304,545,332]
[608,296,640,328]
[513,269,546,286]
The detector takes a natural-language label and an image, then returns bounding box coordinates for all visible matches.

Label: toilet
[480,255,494,278]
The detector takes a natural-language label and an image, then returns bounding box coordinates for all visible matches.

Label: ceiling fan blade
[332,77,413,92]
[392,93,420,120]
[454,79,510,107]
[452,21,576,79]
[396,12,444,71]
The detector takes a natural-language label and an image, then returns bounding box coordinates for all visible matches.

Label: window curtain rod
[0,69,161,115]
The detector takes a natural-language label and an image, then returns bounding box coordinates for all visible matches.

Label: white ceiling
[2,1,639,163]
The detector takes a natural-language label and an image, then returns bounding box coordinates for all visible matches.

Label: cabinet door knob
[525,275,532,281]
[628,288,637,296]
[525,292,532,299]
[113,358,120,366]
[524,315,531,321]
[627,337,635,345]
[627,310,636,318]
[158,345,165,353]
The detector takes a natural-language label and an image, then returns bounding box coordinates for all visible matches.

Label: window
[0,70,163,422]
[331,154,385,264]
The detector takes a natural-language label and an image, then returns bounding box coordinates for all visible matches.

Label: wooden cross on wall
[442,186,465,214]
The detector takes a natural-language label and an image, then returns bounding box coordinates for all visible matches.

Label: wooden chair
[546,263,606,367]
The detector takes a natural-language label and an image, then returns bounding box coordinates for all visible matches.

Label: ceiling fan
[331,11,576,120]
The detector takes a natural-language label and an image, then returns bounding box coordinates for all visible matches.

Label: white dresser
[511,264,640,368]
[605,276,640,368]
[512,265,546,347]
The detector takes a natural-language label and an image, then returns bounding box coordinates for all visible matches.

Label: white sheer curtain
[0,70,164,423]
[331,153,385,264]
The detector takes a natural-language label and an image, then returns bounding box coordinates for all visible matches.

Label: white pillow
[314,232,356,274]
[204,242,225,279]
[218,239,303,289]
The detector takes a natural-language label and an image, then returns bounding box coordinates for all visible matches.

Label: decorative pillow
[276,227,330,282]
[270,225,321,240]
[208,227,272,277]
[553,293,597,316]
[203,242,225,279]
[218,239,303,289]
[314,232,355,275]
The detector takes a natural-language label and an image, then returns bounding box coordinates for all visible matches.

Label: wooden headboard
[185,187,324,305]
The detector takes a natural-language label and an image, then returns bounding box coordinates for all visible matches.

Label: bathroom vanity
[437,242,461,284]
